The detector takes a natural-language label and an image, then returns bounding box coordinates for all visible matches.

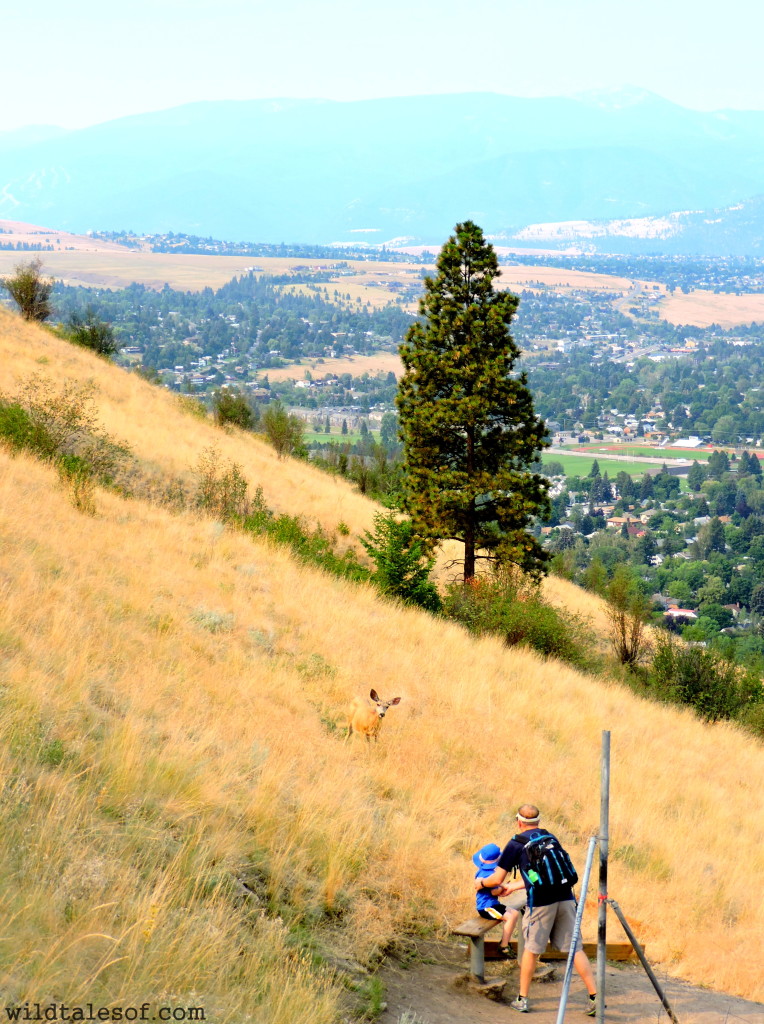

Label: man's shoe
[499,944,518,960]
[510,995,529,1012]
[585,996,598,1016]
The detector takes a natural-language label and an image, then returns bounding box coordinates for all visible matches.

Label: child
[473,842,522,958]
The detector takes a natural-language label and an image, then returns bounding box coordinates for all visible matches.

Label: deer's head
[370,688,401,719]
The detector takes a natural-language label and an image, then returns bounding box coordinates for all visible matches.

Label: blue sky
[2,0,763,131]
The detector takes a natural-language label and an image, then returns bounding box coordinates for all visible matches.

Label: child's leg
[501,908,519,947]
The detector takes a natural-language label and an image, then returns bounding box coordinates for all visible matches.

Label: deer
[345,689,401,743]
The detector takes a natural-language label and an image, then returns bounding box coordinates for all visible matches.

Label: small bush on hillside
[648,633,764,723]
[738,700,764,739]
[0,376,128,514]
[1,258,53,321]
[67,308,120,357]
[244,510,369,583]
[191,450,369,583]
[177,395,208,419]
[443,570,596,670]
[195,446,251,523]
[261,402,305,458]
[213,389,257,430]
[193,608,234,633]
[360,512,441,612]
[606,565,650,668]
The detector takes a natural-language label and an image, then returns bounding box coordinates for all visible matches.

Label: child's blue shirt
[474,863,501,911]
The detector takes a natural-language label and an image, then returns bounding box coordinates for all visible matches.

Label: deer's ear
[391,697,401,705]
[370,688,380,701]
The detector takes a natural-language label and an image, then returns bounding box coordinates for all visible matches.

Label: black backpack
[514,829,578,908]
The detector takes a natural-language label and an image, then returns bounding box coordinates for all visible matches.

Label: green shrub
[443,571,595,670]
[0,376,129,512]
[177,395,208,419]
[195,446,251,523]
[67,308,120,356]
[648,633,764,722]
[738,700,764,739]
[0,401,37,453]
[212,389,257,430]
[241,502,370,584]
[261,402,305,458]
[360,512,441,612]
[1,258,53,321]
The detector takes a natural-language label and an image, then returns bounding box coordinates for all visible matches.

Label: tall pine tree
[397,221,549,581]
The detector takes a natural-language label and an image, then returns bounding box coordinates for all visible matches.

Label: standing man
[476,804,598,1015]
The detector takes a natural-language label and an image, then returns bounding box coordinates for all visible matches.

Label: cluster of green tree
[503,252,764,294]
[51,274,411,371]
[546,452,764,670]
[0,242,55,251]
[526,338,764,440]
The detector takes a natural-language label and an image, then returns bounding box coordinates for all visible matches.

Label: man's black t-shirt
[498,828,575,907]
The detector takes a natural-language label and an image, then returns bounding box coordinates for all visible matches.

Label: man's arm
[474,867,508,891]
[474,839,524,893]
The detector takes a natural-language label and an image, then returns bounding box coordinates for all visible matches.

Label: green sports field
[304,430,368,445]
[541,452,680,478]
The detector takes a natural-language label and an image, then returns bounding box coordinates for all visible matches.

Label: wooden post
[469,934,485,983]
[597,731,610,1023]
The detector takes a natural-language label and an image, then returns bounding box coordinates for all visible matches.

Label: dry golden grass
[0,248,422,296]
[1,310,764,1006]
[0,251,260,292]
[0,308,377,541]
[0,218,127,253]
[660,289,764,328]
[495,266,633,293]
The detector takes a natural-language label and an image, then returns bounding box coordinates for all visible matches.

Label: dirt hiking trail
[378,944,763,1024]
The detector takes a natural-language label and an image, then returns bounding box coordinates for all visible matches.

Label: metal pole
[607,899,680,1024]
[555,835,597,1024]
[597,731,610,1023]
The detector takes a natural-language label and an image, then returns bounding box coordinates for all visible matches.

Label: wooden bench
[484,937,637,961]
[453,916,638,983]
[450,916,505,982]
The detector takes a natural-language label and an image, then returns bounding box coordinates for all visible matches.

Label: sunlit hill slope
[0,308,763,1015]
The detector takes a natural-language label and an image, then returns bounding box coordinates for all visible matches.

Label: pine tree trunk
[464,515,476,581]
[464,428,476,580]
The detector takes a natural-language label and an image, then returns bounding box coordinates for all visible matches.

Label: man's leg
[573,950,596,995]
[519,949,539,997]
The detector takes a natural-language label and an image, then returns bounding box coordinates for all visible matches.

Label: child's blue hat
[472,843,501,868]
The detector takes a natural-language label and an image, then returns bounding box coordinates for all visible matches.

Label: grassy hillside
[1,309,763,1013]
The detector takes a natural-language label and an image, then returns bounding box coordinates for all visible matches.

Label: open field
[0,217,129,253]
[4,219,764,326]
[1,309,764,1007]
[660,288,764,327]
[261,351,404,382]
[303,429,368,445]
[495,265,633,293]
[0,249,261,291]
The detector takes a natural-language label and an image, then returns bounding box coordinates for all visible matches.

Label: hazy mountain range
[2,90,764,253]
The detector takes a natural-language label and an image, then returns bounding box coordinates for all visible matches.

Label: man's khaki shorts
[522,899,583,955]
